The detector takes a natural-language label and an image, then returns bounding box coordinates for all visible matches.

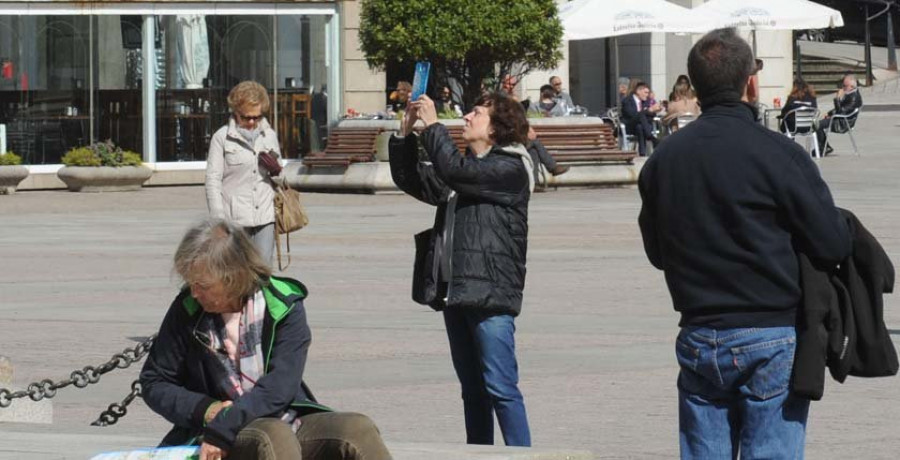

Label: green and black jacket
[140,276,330,450]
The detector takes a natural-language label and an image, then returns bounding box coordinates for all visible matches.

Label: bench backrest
[322,128,383,156]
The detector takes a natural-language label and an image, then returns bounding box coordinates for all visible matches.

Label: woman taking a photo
[389,92,534,447]
[140,219,391,460]
[206,81,284,264]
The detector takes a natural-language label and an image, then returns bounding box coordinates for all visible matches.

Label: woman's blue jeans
[676,326,810,460]
[443,309,531,446]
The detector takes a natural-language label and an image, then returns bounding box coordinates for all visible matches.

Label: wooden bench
[532,124,636,164]
[414,123,636,165]
[302,127,384,168]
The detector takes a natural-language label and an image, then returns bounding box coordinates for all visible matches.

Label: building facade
[0,0,791,181]
[0,0,372,177]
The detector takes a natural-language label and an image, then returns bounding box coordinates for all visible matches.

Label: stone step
[0,429,595,460]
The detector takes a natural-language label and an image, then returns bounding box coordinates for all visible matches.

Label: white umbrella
[176,14,210,90]
[559,0,725,40]
[559,0,725,107]
[693,0,844,31]
[694,0,844,77]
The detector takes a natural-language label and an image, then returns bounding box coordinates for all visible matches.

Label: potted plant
[57,140,152,192]
[0,151,28,194]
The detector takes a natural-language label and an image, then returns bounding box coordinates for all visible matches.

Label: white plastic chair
[606,107,636,151]
[823,106,862,157]
[676,113,697,130]
[781,107,821,158]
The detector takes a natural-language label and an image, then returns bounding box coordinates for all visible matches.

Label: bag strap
[275,229,291,271]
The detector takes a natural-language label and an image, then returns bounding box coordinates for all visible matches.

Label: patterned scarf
[196,290,301,431]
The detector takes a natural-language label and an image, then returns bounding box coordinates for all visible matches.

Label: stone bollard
[0,355,12,384]
[0,355,53,423]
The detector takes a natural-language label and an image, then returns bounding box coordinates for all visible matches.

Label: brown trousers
[229,412,392,460]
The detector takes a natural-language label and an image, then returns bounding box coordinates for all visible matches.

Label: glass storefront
[0,5,337,165]
[0,15,93,164]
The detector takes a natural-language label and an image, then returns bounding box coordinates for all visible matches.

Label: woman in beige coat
[663,81,701,133]
[206,81,282,264]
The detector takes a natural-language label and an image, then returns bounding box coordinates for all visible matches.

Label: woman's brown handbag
[273,184,308,270]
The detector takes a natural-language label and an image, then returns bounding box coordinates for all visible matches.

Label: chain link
[91,380,142,427]
[0,335,156,409]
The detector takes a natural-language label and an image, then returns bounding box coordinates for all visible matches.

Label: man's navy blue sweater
[638,102,852,328]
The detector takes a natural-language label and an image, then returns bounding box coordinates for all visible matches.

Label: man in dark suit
[816,74,863,155]
[621,82,662,156]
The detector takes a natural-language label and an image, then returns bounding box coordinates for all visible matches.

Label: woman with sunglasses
[141,219,392,460]
[206,81,283,264]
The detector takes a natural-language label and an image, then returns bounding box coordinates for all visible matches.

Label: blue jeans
[443,309,531,446]
[676,326,809,460]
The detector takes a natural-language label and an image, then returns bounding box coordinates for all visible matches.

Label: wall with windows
[0,3,339,166]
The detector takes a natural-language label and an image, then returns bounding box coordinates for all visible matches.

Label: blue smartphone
[411,61,431,102]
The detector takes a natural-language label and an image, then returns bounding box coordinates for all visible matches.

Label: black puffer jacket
[389,123,531,316]
[140,277,329,450]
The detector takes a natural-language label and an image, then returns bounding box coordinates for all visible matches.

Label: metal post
[865,4,874,87]
[89,15,94,144]
[794,30,803,79]
[142,15,156,163]
[887,9,897,71]
[605,37,612,110]
[273,15,278,130]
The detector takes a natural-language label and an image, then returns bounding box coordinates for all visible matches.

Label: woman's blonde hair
[227,81,270,114]
[672,82,695,102]
[174,219,271,301]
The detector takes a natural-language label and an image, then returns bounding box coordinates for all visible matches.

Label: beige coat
[205,117,281,228]
[663,98,701,128]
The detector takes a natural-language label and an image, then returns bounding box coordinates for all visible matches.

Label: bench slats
[304,127,384,168]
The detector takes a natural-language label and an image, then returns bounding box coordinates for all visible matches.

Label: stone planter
[0,165,29,194]
[57,166,153,192]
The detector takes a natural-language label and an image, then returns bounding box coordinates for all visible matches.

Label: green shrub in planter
[62,140,142,167]
[0,151,23,166]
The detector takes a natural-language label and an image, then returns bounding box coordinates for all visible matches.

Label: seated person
[527,126,569,182]
[140,219,392,460]
[668,74,692,102]
[662,81,700,132]
[816,73,863,155]
[620,81,663,156]
[550,75,575,111]
[528,85,568,117]
[778,78,818,134]
[389,81,412,113]
[616,77,631,107]
[434,86,463,117]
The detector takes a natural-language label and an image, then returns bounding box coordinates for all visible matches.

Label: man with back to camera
[638,28,851,459]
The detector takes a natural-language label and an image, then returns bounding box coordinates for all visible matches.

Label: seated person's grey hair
[174,219,272,301]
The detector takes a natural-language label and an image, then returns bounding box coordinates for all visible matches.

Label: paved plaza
[1,108,900,458]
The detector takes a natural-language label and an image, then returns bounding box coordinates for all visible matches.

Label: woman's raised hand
[400,103,419,137]
[412,95,438,127]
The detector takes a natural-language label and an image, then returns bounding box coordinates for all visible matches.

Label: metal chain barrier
[91,379,143,426]
[0,334,156,426]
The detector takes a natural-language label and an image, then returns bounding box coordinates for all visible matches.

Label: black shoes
[824,145,834,156]
[550,165,570,176]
